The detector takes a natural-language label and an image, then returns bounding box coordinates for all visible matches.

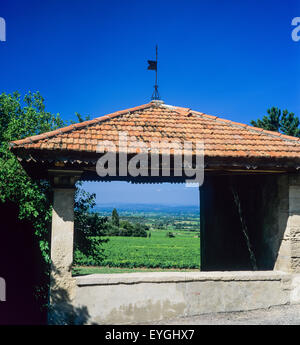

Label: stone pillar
[275,174,300,273]
[48,169,82,324]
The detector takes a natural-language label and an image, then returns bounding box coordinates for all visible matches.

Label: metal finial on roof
[147,45,160,100]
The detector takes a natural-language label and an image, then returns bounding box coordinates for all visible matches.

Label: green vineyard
[74,230,200,269]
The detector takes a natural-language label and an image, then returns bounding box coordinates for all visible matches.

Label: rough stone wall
[275,175,300,272]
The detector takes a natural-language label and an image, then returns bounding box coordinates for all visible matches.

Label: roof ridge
[191,110,300,143]
[173,105,191,114]
[10,102,153,146]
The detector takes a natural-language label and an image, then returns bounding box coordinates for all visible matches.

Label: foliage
[166,231,175,238]
[132,223,147,237]
[0,91,64,143]
[251,107,300,137]
[0,92,65,263]
[73,237,108,267]
[73,185,108,264]
[90,209,149,237]
[73,203,150,264]
[111,208,120,227]
[70,112,90,124]
[119,220,134,236]
[0,91,103,266]
[105,220,148,237]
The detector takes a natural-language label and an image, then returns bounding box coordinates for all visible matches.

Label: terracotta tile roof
[10,100,300,161]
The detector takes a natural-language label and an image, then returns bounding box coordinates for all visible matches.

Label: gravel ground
[145,304,300,325]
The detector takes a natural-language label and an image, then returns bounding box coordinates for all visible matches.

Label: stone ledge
[75,271,290,286]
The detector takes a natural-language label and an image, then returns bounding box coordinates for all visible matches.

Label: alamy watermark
[291,17,300,42]
[0,17,6,42]
[0,277,6,302]
[95,131,204,187]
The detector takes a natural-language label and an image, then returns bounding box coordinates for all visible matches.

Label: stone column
[275,174,300,273]
[48,169,82,324]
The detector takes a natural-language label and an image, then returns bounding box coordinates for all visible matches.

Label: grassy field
[73,229,200,275]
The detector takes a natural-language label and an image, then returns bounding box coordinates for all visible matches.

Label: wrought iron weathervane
[147,45,160,100]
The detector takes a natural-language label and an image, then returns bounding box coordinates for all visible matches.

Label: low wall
[72,271,300,325]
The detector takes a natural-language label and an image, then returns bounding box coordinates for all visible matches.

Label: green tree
[251,107,300,137]
[132,223,147,237]
[0,91,103,289]
[73,186,108,265]
[107,224,120,236]
[0,91,65,262]
[119,220,134,236]
[111,208,120,227]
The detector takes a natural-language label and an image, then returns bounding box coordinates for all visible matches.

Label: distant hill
[94,203,199,215]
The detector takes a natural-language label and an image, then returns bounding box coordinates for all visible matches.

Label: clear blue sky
[1,0,300,206]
